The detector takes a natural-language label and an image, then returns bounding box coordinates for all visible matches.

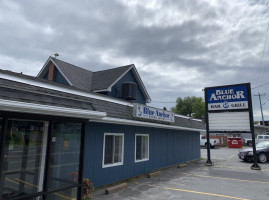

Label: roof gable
[37,57,93,91]
[91,65,133,91]
[92,65,151,103]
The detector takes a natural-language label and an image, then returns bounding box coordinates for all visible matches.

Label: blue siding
[41,68,70,86]
[43,71,48,79]
[83,122,200,187]
[55,68,70,85]
[108,71,146,104]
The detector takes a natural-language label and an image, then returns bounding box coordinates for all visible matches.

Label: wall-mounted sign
[133,104,175,123]
[207,85,248,111]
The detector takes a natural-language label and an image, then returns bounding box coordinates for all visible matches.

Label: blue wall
[108,71,146,104]
[41,68,70,86]
[83,122,200,187]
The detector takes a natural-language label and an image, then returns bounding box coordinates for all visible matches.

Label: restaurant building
[0,57,204,199]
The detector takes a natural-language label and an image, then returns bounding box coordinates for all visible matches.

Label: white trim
[50,59,73,86]
[90,117,204,132]
[135,134,149,163]
[106,67,131,92]
[92,89,110,93]
[37,57,73,86]
[0,99,106,119]
[37,121,49,191]
[102,133,124,168]
[175,114,203,122]
[37,57,50,77]
[131,67,151,103]
[175,114,191,119]
[93,65,151,103]
[0,72,134,107]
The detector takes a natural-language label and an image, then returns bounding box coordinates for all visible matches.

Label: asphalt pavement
[93,147,269,200]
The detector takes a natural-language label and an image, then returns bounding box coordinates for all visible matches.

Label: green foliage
[83,178,94,199]
[171,96,205,119]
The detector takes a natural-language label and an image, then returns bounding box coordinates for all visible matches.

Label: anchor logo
[137,106,143,116]
[223,101,229,109]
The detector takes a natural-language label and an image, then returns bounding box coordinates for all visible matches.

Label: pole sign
[205,83,260,169]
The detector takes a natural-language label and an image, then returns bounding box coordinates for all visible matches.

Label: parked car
[200,135,219,149]
[243,135,269,147]
[238,141,269,163]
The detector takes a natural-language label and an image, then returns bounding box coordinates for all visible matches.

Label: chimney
[48,62,56,81]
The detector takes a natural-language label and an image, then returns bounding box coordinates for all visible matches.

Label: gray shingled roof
[51,57,93,91]
[41,58,134,92]
[38,57,151,101]
[91,65,133,91]
[0,69,205,130]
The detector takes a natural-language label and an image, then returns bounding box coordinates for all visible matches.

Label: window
[48,122,82,189]
[0,119,48,198]
[103,133,124,168]
[135,134,149,162]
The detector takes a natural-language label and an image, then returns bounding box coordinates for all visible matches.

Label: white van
[256,135,269,143]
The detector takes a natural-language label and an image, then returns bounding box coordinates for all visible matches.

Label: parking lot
[93,147,269,200]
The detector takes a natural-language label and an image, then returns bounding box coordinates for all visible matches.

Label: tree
[171,96,205,119]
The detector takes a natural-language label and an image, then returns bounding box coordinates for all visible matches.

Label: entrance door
[0,119,48,199]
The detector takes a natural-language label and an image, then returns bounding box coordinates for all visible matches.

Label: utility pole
[254,93,265,126]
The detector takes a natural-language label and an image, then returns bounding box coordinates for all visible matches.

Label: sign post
[247,84,260,169]
[204,83,260,170]
[204,88,212,165]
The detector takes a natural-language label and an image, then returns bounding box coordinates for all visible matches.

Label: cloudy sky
[0,0,269,121]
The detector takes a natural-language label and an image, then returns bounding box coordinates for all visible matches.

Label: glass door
[0,119,48,199]
[47,122,82,200]
[0,118,84,200]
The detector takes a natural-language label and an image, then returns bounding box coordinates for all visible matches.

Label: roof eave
[90,117,204,132]
[0,99,106,119]
[130,66,151,103]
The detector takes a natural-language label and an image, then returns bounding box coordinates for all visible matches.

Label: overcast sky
[0,0,269,121]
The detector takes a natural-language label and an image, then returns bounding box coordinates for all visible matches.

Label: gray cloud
[0,0,269,121]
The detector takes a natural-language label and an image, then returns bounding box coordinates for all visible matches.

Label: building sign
[207,85,248,111]
[133,104,175,123]
[205,83,252,133]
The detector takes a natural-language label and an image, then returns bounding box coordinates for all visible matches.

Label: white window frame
[135,134,149,163]
[102,133,124,168]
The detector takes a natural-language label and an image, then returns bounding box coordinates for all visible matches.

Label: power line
[263,97,269,105]
[256,21,269,86]
[252,81,269,89]
[260,42,269,82]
